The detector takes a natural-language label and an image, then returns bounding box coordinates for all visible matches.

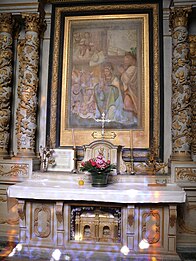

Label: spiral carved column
[16,14,41,157]
[169,7,192,161]
[0,13,14,157]
[189,35,196,161]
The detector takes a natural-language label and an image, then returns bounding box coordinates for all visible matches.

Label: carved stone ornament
[17,201,25,221]
[170,7,192,161]
[142,210,160,244]
[0,13,13,155]
[169,207,177,228]
[34,205,51,238]
[56,202,63,223]
[0,163,29,177]
[16,14,41,155]
[176,167,196,182]
[128,208,134,227]
[169,7,192,30]
[189,35,196,158]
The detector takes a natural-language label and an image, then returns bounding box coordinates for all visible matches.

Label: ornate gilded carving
[169,7,192,161]
[56,202,63,223]
[34,205,51,238]
[142,210,160,244]
[16,14,41,155]
[176,167,196,182]
[0,13,13,33]
[0,164,28,177]
[189,35,196,158]
[0,13,13,156]
[170,7,192,29]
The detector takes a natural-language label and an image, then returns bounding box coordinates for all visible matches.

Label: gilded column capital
[169,7,192,30]
[0,13,13,34]
[22,13,41,34]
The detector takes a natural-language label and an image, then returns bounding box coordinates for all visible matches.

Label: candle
[72,129,76,148]
[130,130,134,159]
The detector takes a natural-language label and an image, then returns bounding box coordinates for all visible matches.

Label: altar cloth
[7,179,186,204]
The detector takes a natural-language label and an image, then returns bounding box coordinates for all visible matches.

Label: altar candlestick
[130,130,133,159]
[72,129,76,148]
[130,130,135,175]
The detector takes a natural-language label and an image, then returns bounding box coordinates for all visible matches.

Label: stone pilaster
[169,7,192,161]
[0,13,13,157]
[16,13,41,157]
[189,35,196,161]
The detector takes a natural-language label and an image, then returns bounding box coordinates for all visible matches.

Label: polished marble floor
[1,242,196,261]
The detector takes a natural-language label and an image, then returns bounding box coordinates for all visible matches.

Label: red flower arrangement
[80,152,116,174]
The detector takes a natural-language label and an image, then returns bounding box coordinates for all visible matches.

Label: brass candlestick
[130,150,135,175]
[71,146,79,173]
[129,130,135,175]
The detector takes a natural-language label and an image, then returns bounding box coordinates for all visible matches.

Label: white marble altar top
[7,179,186,204]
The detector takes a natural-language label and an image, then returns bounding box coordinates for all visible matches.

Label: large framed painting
[48,1,163,158]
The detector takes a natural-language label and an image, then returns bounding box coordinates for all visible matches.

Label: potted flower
[80,151,116,187]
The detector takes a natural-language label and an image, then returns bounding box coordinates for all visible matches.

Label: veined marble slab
[7,179,186,204]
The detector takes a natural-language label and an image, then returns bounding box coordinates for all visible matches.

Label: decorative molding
[17,201,25,221]
[142,210,160,244]
[0,164,29,177]
[176,167,196,182]
[128,208,134,228]
[178,205,196,234]
[189,35,196,158]
[0,13,14,156]
[169,207,177,228]
[16,13,41,155]
[56,202,63,223]
[170,6,192,160]
[34,205,51,238]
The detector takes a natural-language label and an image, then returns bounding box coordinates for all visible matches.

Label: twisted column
[169,7,192,161]
[16,14,41,156]
[0,13,13,157]
[189,35,196,161]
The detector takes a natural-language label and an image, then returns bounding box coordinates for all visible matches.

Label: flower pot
[90,172,109,187]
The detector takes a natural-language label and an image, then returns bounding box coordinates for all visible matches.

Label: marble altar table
[7,177,186,260]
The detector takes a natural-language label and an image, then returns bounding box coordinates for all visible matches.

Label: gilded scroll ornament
[170,7,192,161]
[0,164,28,177]
[0,13,13,156]
[176,167,196,182]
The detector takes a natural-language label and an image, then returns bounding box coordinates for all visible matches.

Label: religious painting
[60,14,150,147]
[63,16,145,130]
[49,2,162,153]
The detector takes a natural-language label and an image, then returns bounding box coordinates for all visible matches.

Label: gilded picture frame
[48,2,162,155]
